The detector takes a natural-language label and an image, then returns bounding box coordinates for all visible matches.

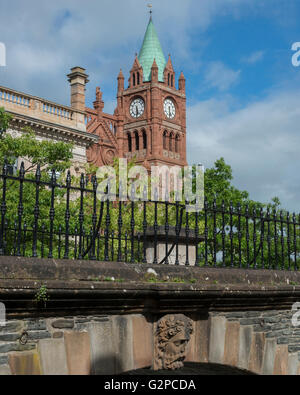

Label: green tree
[195,158,298,269]
[0,107,73,173]
[0,108,75,257]
[0,107,11,133]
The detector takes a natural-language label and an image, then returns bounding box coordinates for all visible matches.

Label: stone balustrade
[0,85,86,132]
[0,89,30,108]
[42,102,72,121]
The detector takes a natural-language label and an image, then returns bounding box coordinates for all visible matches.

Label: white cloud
[187,89,300,212]
[10,44,65,73]
[242,50,265,64]
[204,62,241,91]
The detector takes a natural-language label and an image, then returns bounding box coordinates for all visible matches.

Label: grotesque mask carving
[153,314,193,371]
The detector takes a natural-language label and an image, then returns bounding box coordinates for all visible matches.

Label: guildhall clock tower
[86,15,187,170]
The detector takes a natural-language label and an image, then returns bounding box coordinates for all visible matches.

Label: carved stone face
[154,314,193,371]
[164,331,190,370]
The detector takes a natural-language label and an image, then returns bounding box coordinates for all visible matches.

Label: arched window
[128,134,132,152]
[163,131,168,150]
[142,130,147,150]
[171,75,174,87]
[137,72,140,85]
[175,134,180,153]
[169,133,174,152]
[135,131,139,151]
[133,73,136,87]
[168,74,170,86]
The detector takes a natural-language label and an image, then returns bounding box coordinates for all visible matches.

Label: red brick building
[86,16,187,170]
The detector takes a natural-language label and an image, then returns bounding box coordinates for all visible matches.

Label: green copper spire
[138,17,166,82]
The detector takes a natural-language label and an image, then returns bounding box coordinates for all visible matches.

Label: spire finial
[147,3,152,19]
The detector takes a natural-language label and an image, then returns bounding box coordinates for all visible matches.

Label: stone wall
[1,258,300,375]
[207,310,300,375]
[0,314,153,375]
[0,309,300,375]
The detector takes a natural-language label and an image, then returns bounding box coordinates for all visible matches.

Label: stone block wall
[0,314,153,375]
[207,310,300,375]
[1,309,300,375]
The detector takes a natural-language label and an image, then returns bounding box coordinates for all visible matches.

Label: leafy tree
[0,108,75,257]
[0,107,11,133]
[195,158,299,270]
[0,108,73,173]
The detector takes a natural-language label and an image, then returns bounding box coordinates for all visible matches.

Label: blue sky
[1,0,300,211]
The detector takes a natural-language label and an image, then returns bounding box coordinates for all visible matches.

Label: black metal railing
[202,200,300,270]
[0,162,299,269]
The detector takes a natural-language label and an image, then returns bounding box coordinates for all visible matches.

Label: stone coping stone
[1,257,300,288]
[1,258,300,317]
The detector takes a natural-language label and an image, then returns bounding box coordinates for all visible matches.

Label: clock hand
[136,106,138,117]
[169,106,171,118]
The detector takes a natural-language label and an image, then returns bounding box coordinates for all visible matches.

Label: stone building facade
[0,67,99,175]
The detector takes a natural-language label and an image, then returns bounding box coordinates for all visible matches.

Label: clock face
[164,99,176,119]
[130,98,145,118]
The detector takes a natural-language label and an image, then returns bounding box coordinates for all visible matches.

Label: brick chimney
[67,67,89,112]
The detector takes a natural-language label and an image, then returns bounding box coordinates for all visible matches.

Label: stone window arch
[142,130,147,150]
[175,134,180,153]
[135,131,139,151]
[163,131,168,150]
[169,132,174,152]
[128,133,132,152]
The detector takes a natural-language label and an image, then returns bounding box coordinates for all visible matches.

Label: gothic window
[163,131,168,150]
[171,75,174,87]
[133,73,136,87]
[137,72,140,85]
[143,130,147,150]
[135,131,139,151]
[168,74,170,86]
[169,133,174,152]
[175,134,180,153]
[128,134,132,152]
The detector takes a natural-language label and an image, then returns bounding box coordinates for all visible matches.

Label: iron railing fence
[0,162,299,269]
[201,201,300,270]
